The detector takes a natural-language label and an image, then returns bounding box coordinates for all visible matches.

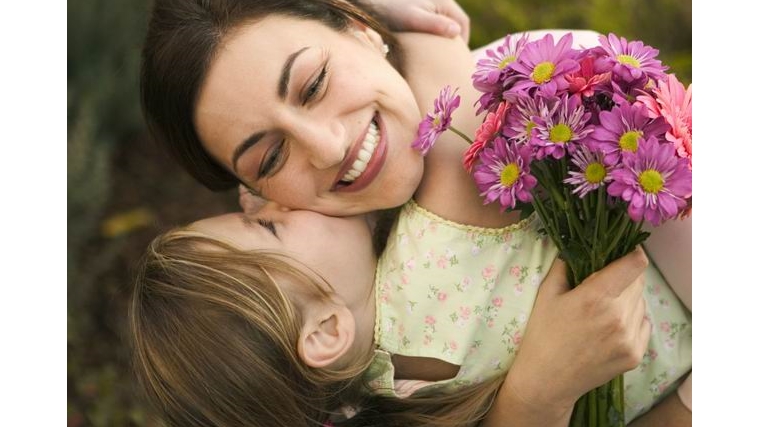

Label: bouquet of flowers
[412,32,692,427]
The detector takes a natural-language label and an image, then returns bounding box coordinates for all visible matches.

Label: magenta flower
[503,94,545,144]
[472,33,529,92]
[509,33,580,97]
[473,136,537,211]
[463,101,509,172]
[637,74,692,169]
[563,146,613,198]
[530,95,594,159]
[412,85,461,155]
[607,136,691,225]
[598,33,667,84]
[472,34,529,114]
[593,102,670,164]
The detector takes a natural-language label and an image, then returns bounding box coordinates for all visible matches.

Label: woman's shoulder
[395,32,474,92]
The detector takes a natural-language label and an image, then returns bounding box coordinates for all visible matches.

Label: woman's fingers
[584,246,649,297]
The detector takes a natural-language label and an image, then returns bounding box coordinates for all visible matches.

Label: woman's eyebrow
[231,46,310,172]
[278,46,310,100]
[232,131,265,173]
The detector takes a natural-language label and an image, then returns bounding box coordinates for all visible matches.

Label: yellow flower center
[639,169,664,193]
[500,163,520,187]
[525,121,536,137]
[584,162,607,184]
[531,62,556,84]
[499,55,517,69]
[619,130,642,152]
[433,115,441,126]
[617,54,641,68]
[549,124,572,143]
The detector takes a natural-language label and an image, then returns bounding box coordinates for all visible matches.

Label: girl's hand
[501,248,652,421]
[363,0,470,43]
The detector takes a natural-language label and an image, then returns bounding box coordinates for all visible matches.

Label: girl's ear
[298,303,355,368]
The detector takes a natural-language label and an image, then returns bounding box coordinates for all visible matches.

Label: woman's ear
[298,303,355,368]
[348,21,386,55]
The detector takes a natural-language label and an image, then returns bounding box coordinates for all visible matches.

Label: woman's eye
[302,64,327,105]
[258,140,288,178]
[256,219,277,237]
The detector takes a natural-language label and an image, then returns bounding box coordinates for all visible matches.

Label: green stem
[589,387,598,427]
[448,126,474,145]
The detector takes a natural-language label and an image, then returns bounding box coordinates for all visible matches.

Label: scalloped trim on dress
[406,199,538,236]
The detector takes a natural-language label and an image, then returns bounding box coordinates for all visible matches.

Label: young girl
[131,196,690,426]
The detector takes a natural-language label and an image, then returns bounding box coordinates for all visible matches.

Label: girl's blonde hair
[130,228,503,427]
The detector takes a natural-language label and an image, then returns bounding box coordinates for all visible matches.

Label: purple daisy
[592,102,670,164]
[530,95,594,159]
[412,86,461,155]
[607,136,691,226]
[473,136,537,211]
[472,33,529,92]
[508,33,580,97]
[503,93,545,144]
[598,33,668,84]
[563,146,613,198]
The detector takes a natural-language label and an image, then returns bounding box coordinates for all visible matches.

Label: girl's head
[130,208,378,426]
[142,0,425,216]
[131,206,504,426]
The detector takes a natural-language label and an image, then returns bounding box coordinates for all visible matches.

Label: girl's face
[195,15,424,217]
[190,204,377,303]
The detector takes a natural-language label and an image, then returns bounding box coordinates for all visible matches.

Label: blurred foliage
[67,0,690,425]
[67,0,154,425]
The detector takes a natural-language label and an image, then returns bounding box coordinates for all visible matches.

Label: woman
[139,0,687,425]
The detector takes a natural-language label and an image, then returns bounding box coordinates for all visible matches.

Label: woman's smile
[333,113,387,192]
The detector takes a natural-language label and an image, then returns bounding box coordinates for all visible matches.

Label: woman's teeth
[341,119,379,183]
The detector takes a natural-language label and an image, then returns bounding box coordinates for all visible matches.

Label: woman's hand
[363,0,470,43]
[484,248,651,426]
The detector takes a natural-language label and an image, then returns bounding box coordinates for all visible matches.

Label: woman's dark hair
[141,0,405,191]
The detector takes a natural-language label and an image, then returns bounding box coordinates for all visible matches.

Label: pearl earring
[382,43,389,56]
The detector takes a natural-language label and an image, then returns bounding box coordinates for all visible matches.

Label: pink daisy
[473,137,537,211]
[530,95,594,159]
[563,146,613,198]
[503,94,545,144]
[472,33,529,92]
[592,102,670,164]
[565,54,611,98]
[598,33,668,84]
[637,74,692,169]
[463,101,509,172]
[412,86,460,155]
[607,136,691,225]
[509,33,580,97]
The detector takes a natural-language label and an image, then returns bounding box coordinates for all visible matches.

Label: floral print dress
[365,200,691,423]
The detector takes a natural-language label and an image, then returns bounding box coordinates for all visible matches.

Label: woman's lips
[332,113,387,193]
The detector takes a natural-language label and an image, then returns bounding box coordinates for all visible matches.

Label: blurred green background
[67,0,691,425]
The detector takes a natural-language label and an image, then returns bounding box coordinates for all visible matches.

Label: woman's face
[190,204,377,303]
[195,15,424,216]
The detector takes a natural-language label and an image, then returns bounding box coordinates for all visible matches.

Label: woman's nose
[293,118,346,170]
